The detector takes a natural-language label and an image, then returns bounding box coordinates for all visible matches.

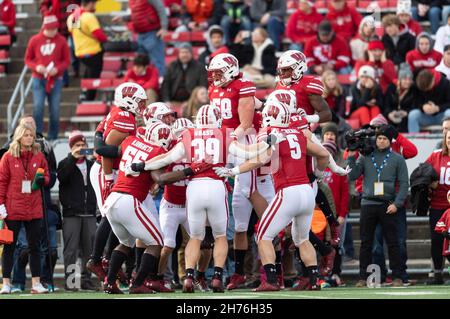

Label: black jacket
[384,83,417,132]
[410,162,439,216]
[349,81,384,116]
[382,32,416,66]
[161,58,208,102]
[57,154,97,218]
[412,73,450,113]
[229,41,277,75]
[413,0,443,7]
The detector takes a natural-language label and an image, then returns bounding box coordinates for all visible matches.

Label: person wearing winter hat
[198,25,229,66]
[354,37,397,94]
[24,15,70,141]
[384,64,415,132]
[396,0,423,36]
[408,68,450,133]
[347,65,383,127]
[322,122,339,145]
[435,44,450,80]
[347,123,409,287]
[57,130,98,291]
[350,16,377,61]
[406,32,442,74]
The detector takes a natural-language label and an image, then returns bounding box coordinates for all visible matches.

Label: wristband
[231,166,240,175]
[131,162,145,172]
[183,167,194,176]
[306,114,320,123]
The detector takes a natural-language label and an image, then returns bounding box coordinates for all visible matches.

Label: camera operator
[347,125,409,287]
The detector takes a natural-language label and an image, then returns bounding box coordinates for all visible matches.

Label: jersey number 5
[286,134,302,160]
[120,146,149,176]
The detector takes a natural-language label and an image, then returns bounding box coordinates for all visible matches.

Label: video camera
[344,127,376,156]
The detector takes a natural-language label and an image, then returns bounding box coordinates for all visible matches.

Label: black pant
[2,219,42,279]
[359,204,402,280]
[79,51,103,101]
[429,208,447,271]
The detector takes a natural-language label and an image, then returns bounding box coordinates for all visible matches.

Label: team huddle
[88,50,351,294]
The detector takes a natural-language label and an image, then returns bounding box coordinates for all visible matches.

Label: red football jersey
[163,162,189,205]
[426,150,450,210]
[179,127,236,180]
[276,76,324,115]
[209,76,256,130]
[112,136,165,202]
[257,126,309,193]
[99,106,137,169]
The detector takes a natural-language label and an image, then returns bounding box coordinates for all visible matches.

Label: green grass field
[2,285,450,299]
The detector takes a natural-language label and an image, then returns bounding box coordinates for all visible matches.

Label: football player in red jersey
[86,82,147,282]
[214,100,330,292]
[207,53,274,289]
[127,104,280,292]
[100,122,212,294]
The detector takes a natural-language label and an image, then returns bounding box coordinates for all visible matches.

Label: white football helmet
[172,118,195,138]
[262,100,291,128]
[207,53,239,87]
[114,82,147,115]
[265,89,297,113]
[144,122,173,150]
[195,104,222,129]
[136,126,146,139]
[142,102,175,126]
[277,50,308,86]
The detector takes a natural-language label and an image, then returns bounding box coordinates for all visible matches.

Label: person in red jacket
[326,0,362,40]
[124,54,159,103]
[285,0,323,51]
[0,0,16,43]
[397,0,423,37]
[304,20,352,75]
[0,124,50,295]
[406,32,443,74]
[25,15,70,141]
[354,39,397,94]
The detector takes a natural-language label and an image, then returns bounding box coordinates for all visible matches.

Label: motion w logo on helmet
[122,86,138,98]
[222,56,237,67]
[267,105,280,119]
[290,52,304,61]
[158,127,171,141]
[275,93,292,107]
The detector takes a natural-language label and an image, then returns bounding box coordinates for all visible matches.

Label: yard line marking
[374,291,438,296]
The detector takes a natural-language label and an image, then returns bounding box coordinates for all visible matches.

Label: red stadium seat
[163,32,191,42]
[75,102,109,116]
[165,56,177,65]
[0,64,5,75]
[337,74,355,85]
[81,78,113,90]
[100,71,118,79]
[112,78,125,87]
[102,58,122,72]
[190,31,205,42]
[0,35,11,46]
[104,52,136,59]
[0,50,9,60]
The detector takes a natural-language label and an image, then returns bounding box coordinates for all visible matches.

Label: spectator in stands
[182,86,209,119]
[40,0,81,84]
[397,0,423,37]
[124,54,159,103]
[57,131,97,291]
[434,15,450,54]
[249,0,286,50]
[68,0,107,101]
[161,42,208,113]
[304,20,352,76]
[350,16,377,62]
[198,25,229,66]
[25,15,70,141]
[326,0,362,40]
[184,0,214,31]
[354,38,397,94]
[384,65,416,132]
[112,0,168,76]
[347,125,409,288]
[321,70,346,118]
[285,0,323,51]
[406,32,443,74]
[408,69,450,132]
[443,0,450,23]
[347,65,383,127]
[229,28,277,88]
[0,124,50,295]
[436,44,450,79]
[412,0,442,34]
[425,129,450,284]
[0,0,16,44]
[381,14,416,66]
[220,0,252,45]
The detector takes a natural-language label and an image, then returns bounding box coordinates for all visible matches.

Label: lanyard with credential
[20,156,30,180]
[371,149,391,182]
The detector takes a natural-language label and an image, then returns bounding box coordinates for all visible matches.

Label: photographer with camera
[57,131,97,291]
[347,125,409,287]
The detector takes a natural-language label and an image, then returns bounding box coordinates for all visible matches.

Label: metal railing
[6,66,32,137]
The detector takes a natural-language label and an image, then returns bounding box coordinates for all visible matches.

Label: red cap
[42,15,59,30]
[368,40,384,51]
